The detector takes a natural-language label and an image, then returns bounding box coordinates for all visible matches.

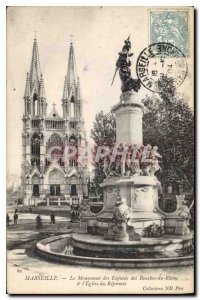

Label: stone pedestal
[79,220,88,234]
[114,223,129,242]
[98,175,164,235]
[164,216,190,236]
[112,91,144,145]
[104,224,115,240]
[127,225,141,241]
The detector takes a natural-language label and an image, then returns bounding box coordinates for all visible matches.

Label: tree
[90,111,116,194]
[91,111,116,147]
[142,76,194,192]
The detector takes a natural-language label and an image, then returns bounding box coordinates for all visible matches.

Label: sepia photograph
[6,6,195,294]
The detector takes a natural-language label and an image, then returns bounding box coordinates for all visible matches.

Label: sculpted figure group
[103,144,162,178]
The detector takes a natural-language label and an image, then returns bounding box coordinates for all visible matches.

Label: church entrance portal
[50,185,61,196]
[33,184,39,196]
[71,184,77,196]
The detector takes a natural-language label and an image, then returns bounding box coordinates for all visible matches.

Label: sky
[7,6,194,177]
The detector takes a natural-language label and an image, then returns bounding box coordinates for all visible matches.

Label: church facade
[21,38,89,206]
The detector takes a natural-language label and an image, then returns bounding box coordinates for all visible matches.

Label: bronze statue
[112,36,141,93]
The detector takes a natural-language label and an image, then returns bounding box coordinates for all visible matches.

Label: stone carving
[103,157,110,177]
[142,164,151,176]
[151,146,162,160]
[132,188,149,207]
[141,144,152,163]
[176,195,190,221]
[77,201,92,219]
[112,36,141,93]
[113,196,130,225]
[109,161,120,177]
[149,159,161,177]
[102,143,161,178]
[104,196,141,242]
[126,159,143,176]
[176,194,185,209]
[126,224,141,241]
[25,161,31,174]
[104,223,116,240]
[146,144,152,159]
[104,196,130,241]
[40,161,45,173]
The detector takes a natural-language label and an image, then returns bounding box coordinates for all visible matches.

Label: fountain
[36,37,193,268]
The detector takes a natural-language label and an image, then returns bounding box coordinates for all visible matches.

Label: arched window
[33,93,37,101]
[33,92,38,116]
[32,174,40,196]
[46,134,64,166]
[70,95,75,117]
[31,133,40,166]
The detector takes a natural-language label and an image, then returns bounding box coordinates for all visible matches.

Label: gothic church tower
[21,38,89,206]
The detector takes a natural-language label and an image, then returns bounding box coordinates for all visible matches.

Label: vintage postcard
[6,6,195,294]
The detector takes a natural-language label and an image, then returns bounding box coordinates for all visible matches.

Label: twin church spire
[62,42,82,100]
[29,37,41,93]
[24,37,82,117]
[24,38,43,97]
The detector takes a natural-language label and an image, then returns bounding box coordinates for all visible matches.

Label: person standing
[6,214,11,227]
[13,212,18,225]
[50,212,56,224]
[71,209,76,223]
[36,214,43,230]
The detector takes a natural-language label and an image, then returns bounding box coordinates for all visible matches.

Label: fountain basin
[72,234,193,258]
[36,234,194,268]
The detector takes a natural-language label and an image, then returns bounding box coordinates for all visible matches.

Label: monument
[37,37,193,266]
[79,37,165,238]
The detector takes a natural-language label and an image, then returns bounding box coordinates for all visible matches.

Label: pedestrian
[13,212,18,225]
[71,209,76,223]
[6,214,11,227]
[50,212,56,224]
[36,214,43,230]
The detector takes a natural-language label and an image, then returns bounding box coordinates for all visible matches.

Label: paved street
[6,206,71,249]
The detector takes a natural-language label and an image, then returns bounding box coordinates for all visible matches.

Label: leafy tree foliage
[90,111,116,194]
[91,111,116,147]
[143,76,194,192]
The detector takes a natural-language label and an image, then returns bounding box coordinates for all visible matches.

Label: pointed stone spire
[39,74,46,98]
[29,37,41,93]
[62,75,68,99]
[24,72,30,98]
[77,77,82,100]
[62,41,84,118]
[66,42,77,93]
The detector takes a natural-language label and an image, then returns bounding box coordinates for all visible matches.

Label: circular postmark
[136,42,188,92]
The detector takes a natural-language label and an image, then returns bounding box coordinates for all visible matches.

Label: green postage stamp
[150,10,189,56]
